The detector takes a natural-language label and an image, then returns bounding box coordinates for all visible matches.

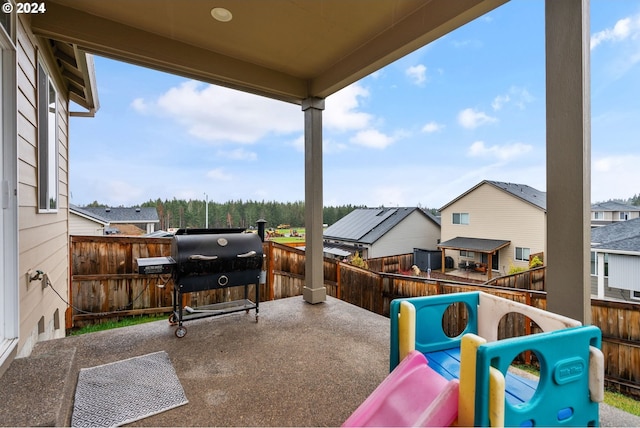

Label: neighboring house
[591,218,640,301]
[322,207,441,259]
[80,207,160,235]
[591,201,640,227]
[0,11,99,372]
[69,204,110,236]
[438,180,546,280]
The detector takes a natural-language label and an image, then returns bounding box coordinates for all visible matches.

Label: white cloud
[458,108,498,129]
[291,135,347,154]
[130,98,148,113]
[591,14,640,79]
[206,168,232,181]
[325,83,373,132]
[422,121,445,133]
[405,64,427,86]
[492,86,534,111]
[350,129,396,149]
[468,141,533,161]
[140,80,301,144]
[451,39,483,49]
[492,94,510,111]
[591,15,640,50]
[216,148,257,161]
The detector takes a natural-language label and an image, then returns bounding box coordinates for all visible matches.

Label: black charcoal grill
[137,228,264,337]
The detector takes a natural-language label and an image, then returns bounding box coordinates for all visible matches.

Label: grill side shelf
[136,256,176,275]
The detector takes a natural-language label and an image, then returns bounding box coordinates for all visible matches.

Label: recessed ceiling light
[211,7,232,22]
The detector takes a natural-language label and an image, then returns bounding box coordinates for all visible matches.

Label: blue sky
[69,1,640,210]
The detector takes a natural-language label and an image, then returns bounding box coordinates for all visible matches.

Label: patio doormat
[71,351,188,427]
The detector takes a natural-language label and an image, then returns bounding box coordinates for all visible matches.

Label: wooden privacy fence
[70,236,640,398]
[484,266,546,291]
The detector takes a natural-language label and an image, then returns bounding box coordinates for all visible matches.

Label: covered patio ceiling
[31,0,508,104]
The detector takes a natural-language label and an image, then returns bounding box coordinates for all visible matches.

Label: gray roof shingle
[80,207,159,224]
[440,180,546,211]
[486,180,546,210]
[69,204,110,224]
[591,217,640,252]
[591,201,640,212]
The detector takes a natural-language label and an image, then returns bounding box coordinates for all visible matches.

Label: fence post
[268,241,275,301]
[336,260,341,300]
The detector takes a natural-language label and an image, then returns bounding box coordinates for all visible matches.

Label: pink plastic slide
[342,350,459,427]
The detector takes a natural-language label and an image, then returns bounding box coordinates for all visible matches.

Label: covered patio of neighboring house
[438,237,511,280]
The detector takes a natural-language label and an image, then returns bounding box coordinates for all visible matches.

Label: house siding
[16,18,69,357]
[70,214,106,236]
[590,275,634,301]
[369,210,439,258]
[608,254,640,292]
[592,210,640,226]
[441,182,546,275]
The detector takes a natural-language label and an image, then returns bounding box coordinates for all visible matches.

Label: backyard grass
[269,227,306,244]
[604,389,640,415]
[67,314,167,336]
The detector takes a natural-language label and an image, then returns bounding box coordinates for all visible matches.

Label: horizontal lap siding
[70,216,106,235]
[16,18,71,356]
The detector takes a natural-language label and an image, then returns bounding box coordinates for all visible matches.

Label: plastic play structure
[343,291,605,427]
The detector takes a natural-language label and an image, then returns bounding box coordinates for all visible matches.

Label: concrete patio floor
[0,296,389,427]
[1,295,640,427]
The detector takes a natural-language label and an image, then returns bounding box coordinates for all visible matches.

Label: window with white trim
[37,61,58,212]
[515,247,530,262]
[620,212,630,221]
[593,211,603,220]
[460,250,475,258]
[452,213,469,225]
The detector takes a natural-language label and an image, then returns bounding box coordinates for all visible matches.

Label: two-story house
[591,201,640,228]
[438,180,546,280]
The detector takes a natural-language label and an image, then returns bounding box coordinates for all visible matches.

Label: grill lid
[172,230,264,275]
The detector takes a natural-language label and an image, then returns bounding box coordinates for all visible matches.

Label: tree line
[596,195,640,207]
[122,199,365,230]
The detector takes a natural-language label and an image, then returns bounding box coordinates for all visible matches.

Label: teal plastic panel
[474,325,602,427]
[389,292,479,371]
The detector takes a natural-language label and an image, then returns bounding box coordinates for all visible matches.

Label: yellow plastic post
[489,367,505,427]
[398,301,416,362]
[459,333,486,427]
